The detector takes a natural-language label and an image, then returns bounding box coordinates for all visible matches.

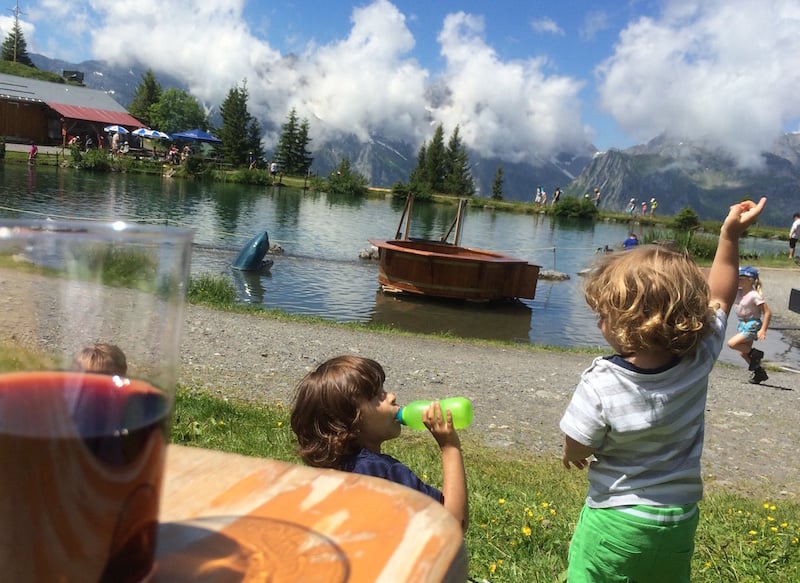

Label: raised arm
[708,198,767,315]
[425,402,469,532]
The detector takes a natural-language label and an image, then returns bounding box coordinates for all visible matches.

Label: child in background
[559,198,766,582]
[727,266,771,384]
[72,343,128,376]
[290,355,469,531]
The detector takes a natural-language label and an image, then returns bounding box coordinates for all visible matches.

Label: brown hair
[290,355,385,468]
[583,245,715,357]
[72,343,128,376]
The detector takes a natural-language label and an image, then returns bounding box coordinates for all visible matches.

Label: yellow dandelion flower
[770,505,776,511]
[527,510,534,518]
[767,516,775,522]
[541,502,550,508]
[550,509,557,516]
[792,537,798,545]
[490,563,497,574]
[498,498,506,505]
[771,527,778,533]
[763,503,770,509]
[781,522,789,528]
[277,421,283,427]
[704,561,712,568]
[522,526,532,537]
[748,530,758,536]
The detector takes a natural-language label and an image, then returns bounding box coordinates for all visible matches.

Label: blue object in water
[232,231,274,271]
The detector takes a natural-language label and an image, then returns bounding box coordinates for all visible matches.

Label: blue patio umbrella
[171,129,222,143]
[103,125,129,134]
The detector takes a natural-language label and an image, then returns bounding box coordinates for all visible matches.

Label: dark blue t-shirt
[340,448,444,503]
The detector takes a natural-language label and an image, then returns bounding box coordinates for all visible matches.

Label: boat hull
[368,239,540,301]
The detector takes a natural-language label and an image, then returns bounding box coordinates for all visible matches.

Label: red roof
[47,102,141,127]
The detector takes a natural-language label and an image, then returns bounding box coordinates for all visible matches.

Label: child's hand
[424,402,461,449]
[723,198,767,237]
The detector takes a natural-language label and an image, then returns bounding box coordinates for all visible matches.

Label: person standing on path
[789,212,800,261]
[559,198,767,582]
[727,266,771,384]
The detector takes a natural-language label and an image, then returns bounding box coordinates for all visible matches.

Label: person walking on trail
[727,266,771,384]
[789,212,800,261]
[559,198,767,582]
[649,198,658,217]
[28,142,38,164]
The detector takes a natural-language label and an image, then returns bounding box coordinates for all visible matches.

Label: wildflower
[490,563,497,574]
[541,501,550,508]
[770,527,778,533]
[277,421,283,427]
[767,516,775,522]
[550,508,557,516]
[498,498,506,505]
[527,510,534,518]
[770,505,777,511]
[522,526,532,537]
[763,503,770,510]
[781,522,788,528]
[748,530,758,536]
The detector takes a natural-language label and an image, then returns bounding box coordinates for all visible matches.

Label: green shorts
[567,503,699,583]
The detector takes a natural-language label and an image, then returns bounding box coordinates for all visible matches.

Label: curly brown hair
[290,355,385,468]
[583,245,715,357]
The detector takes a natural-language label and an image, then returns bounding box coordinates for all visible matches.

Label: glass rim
[0,218,194,242]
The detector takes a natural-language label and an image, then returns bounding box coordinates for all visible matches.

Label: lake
[2,164,796,367]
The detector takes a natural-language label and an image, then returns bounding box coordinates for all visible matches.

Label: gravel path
[3,266,799,500]
[179,267,800,501]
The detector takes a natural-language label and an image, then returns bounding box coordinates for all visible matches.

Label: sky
[4,0,800,167]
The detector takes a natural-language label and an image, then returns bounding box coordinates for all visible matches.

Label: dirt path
[178,267,800,500]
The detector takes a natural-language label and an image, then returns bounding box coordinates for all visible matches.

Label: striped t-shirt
[559,309,727,508]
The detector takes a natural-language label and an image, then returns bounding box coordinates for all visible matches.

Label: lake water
[2,164,797,368]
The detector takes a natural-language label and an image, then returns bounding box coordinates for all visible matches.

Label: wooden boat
[368,195,540,301]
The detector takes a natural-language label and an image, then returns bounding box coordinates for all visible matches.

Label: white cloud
[580,10,609,41]
[596,0,800,166]
[530,17,564,36]
[433,12,589,161]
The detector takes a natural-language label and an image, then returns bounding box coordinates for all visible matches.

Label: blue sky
[5,0,800,166]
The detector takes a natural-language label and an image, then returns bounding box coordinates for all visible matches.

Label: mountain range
[29,55,798,227]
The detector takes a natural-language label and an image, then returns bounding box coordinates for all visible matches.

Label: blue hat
[739,266,759,279]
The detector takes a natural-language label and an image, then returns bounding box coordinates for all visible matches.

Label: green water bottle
[396,397,473,430]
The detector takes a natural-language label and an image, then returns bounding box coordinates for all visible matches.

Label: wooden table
[153,445,468,582]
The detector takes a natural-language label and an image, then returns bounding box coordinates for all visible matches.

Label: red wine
[0,371,170,582]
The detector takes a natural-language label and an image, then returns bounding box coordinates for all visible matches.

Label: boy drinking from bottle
[559,198,767,582]
[290,355,468,531]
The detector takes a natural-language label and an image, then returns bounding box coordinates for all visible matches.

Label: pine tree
[128,70,162,128]
[275,108,299,171]
[219,81,257,166]
[491,166,504,200]
[425,124,446,193]
[443,126,475,196]
[275,108,314,174]
[296,119,314,174]
[1,21,34,67]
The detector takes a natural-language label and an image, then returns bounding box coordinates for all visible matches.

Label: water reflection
[371,292,534,342]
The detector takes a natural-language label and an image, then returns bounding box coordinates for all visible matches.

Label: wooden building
[0,72,141,146]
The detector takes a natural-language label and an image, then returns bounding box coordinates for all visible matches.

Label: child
[727,266,771,384]
[72,343,128,376]
[559,198,766,582]
[290,355,468,531]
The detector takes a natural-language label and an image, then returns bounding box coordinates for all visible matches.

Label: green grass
[173,389,800,583]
